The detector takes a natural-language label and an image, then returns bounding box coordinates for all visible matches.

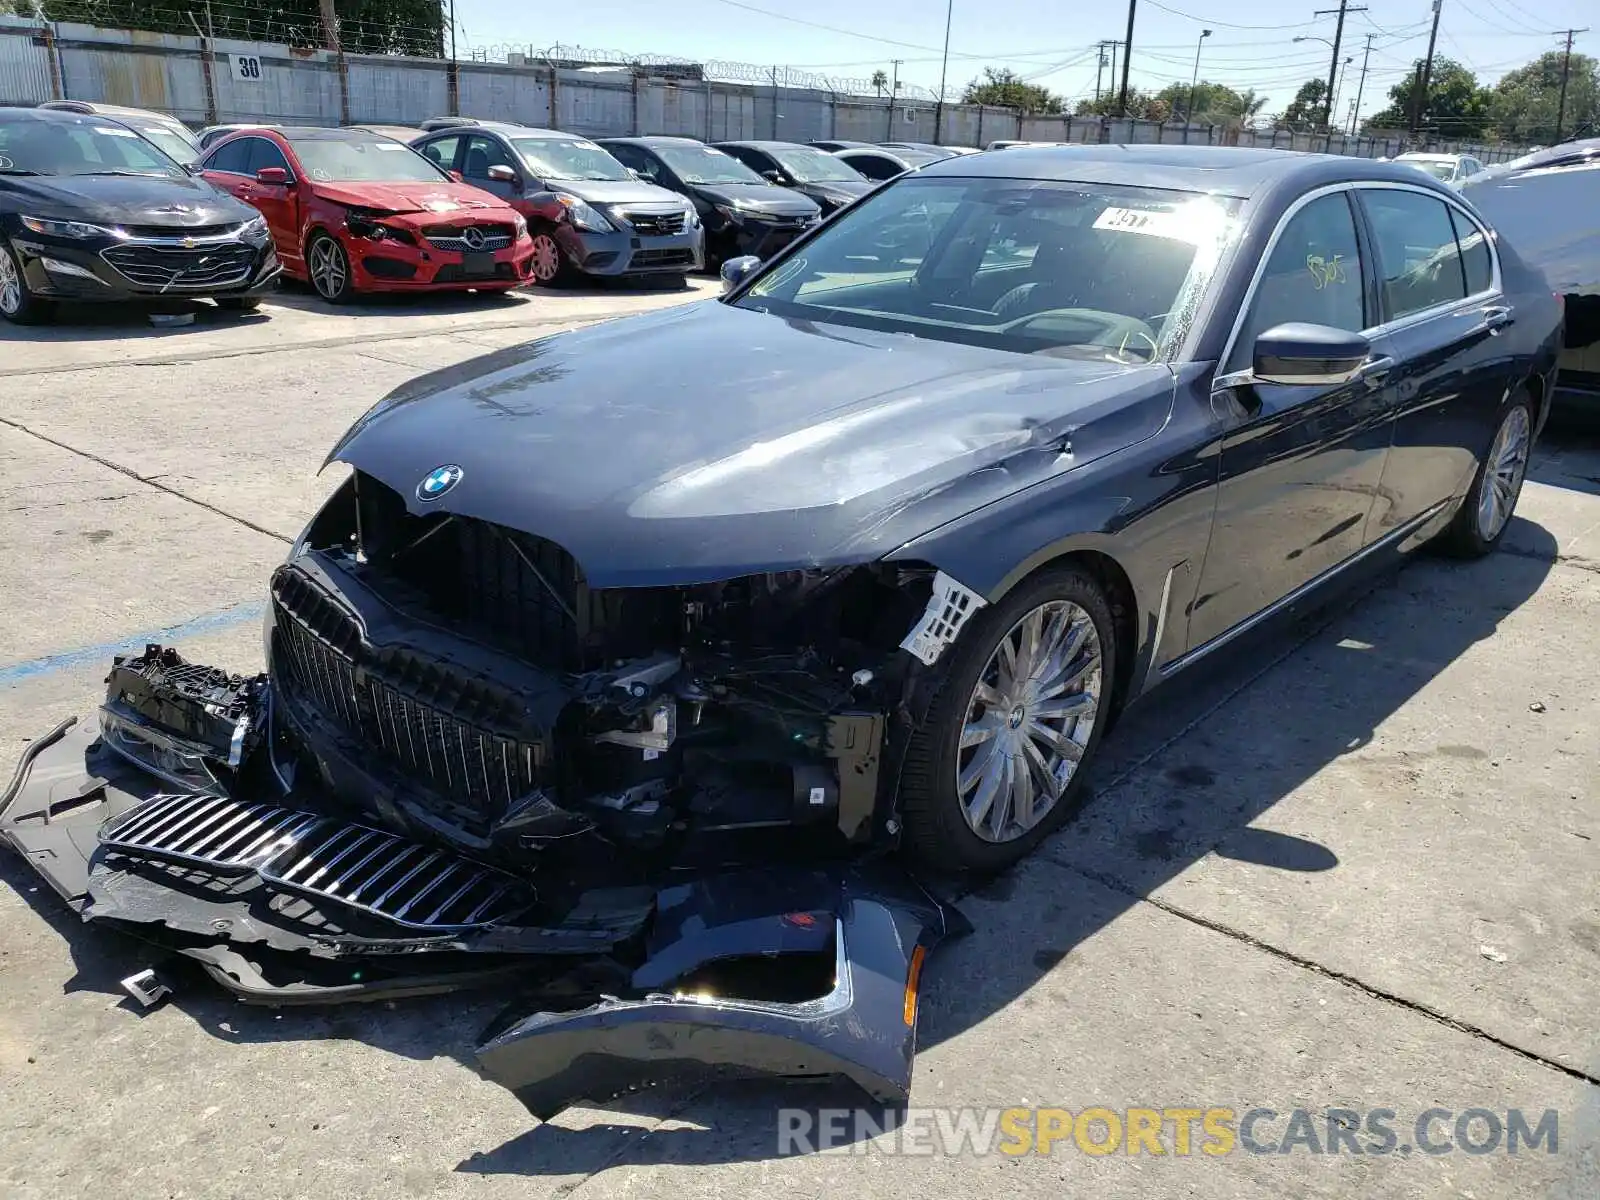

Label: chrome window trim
[1212,179,1503,382]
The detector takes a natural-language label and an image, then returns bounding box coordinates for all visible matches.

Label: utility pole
[1312,0,1366,130]
[934,0,954,144]
[1109,41,1120,101]
[887,58,902,139]
[1185,28,1212,124]
[1117,0,1137,116]
[1094,40,1110,104]
[1350,32,1373,135]
[1555,28,1589,143]
[1409,0,1442,145]
[1332,55,1352,117]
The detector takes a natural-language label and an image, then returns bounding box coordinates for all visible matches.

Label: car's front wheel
[1438,392,1534,558]
[306,233,354,303]
[526,230,570,286]
[899,563,1116,873]
[0,237,55,325]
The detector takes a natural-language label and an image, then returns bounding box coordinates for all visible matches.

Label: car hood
[327,302,1176,587]
[311,179,509,216]
[550,178,686,207]
[1463,162,1600,296]
[691,182,819,216]
[793,179,874,206]
[0,172,256,227]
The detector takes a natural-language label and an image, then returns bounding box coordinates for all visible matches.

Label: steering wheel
[1006,307,1161,361]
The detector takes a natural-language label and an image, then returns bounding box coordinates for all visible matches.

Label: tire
[899,563,1117,873]
[1436,392,1534,559]
[0,237,56,326]
[305,233,354,303]
[526,230,571,287]
[215,296,261,312]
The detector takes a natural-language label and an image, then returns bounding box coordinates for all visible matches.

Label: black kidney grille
[270,591,542,820]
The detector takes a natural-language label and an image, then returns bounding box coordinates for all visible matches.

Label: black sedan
[0,144,1561,1119]
[713,139,875,214]
[597,135,820,265]
[0,107,279,323]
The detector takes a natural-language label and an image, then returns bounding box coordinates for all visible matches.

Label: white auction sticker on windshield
[95,126,137,137]
[1093,206,1193,240]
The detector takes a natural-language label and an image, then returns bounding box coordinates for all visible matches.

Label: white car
[1393,152,1487,187]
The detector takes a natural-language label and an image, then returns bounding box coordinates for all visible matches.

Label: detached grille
[624,210,687,236]
[270,572,546,823]
[101,243,255,289]
[422,223,514,252]
[101,793,533,930]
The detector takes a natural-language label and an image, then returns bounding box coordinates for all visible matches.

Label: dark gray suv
[411,123,703,284]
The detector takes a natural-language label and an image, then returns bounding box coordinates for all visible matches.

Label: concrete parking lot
[1,282,1597,1200]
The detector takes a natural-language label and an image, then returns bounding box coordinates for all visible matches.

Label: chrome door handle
[1482,304,1512,333]
[1358,355,1394,387]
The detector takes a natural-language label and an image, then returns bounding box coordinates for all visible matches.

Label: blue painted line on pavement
[0,602,266,687]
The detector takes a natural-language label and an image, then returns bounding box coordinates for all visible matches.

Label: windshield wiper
[0,168,44,176]
[76,169,168,177]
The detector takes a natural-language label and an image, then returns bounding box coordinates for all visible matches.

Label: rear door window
[204,137,252,175]
[1360,188,1470,320]
[1449,207,1494,295]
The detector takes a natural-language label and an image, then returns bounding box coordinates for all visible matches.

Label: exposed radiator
[100,793,534,931]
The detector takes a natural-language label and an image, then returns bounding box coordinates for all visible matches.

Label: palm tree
[871,69,889,97]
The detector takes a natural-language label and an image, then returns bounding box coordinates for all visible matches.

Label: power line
[1139,0,1318,32]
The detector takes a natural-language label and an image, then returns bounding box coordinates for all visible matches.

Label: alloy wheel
[528,234,561,283]
[309,238,348,299]
[956,600,1103,844]
[0,243,21,316]
[1475,404,1531,542]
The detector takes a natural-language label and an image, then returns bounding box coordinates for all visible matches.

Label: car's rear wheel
[0,237,55,325]
[899,564,1116,873]
[526,231,570,286]
[1438,393,1533,558]
[306,233,354,303]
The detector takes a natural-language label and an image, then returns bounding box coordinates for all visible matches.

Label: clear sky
[449,0,1594,123]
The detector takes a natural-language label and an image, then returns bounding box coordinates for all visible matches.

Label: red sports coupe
[199,126,535,302]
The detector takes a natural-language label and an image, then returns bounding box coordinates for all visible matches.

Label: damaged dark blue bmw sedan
[1,145,1563,1118]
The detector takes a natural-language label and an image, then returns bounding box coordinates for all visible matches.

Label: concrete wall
[0,17,1525,162]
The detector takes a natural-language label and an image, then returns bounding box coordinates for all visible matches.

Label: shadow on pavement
[0,520,1559,1175]
[0,297,270,342]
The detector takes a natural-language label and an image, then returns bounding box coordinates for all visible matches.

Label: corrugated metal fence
[0,17,1525,163]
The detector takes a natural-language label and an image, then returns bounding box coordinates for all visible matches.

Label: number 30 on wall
[235,55,263,81]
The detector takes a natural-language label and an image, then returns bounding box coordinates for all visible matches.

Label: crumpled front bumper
[0,659,967,1118]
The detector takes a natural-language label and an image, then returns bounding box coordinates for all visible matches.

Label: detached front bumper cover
[0,647,968,1118]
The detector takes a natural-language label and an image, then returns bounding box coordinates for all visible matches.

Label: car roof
[914,143,1439,199]
[275,126,407,141]
[1397,151,1458,161]
[598,136,705,146]
[1,105,118,126]
[713,140,817,151]
[38,100,185,126]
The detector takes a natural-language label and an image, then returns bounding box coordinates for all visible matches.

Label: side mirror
[254,166,290,186]
[761,169,786,184]
[720,254,763,293]
[449,169,465,183]
[626,167,642,181]
[1251,323,1373,386]
[486,163,520,186]
[183,161,203,175]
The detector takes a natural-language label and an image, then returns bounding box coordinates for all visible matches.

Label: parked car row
[6,99,1000,320]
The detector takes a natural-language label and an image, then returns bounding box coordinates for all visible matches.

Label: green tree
[1155,80,1242,122]
[963,66,1064,114]
[1280,79,1330,128]
[870,69,888,97]
[1490,51,1599,142]
[1073,88,1171,120]
[34,0,444,56]
[1366,57,1492,138]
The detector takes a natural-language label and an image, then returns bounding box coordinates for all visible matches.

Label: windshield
[770,147,868,183]
[653,143,764,185]
[0,119,184,176]
[288,137,447,183]
[734,176,1236,363]
[1404,158,1457,180]
[510,136,630,181]
[128,123,199,165]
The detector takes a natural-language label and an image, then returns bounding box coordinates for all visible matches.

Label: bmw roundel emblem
[417,464,464,501]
